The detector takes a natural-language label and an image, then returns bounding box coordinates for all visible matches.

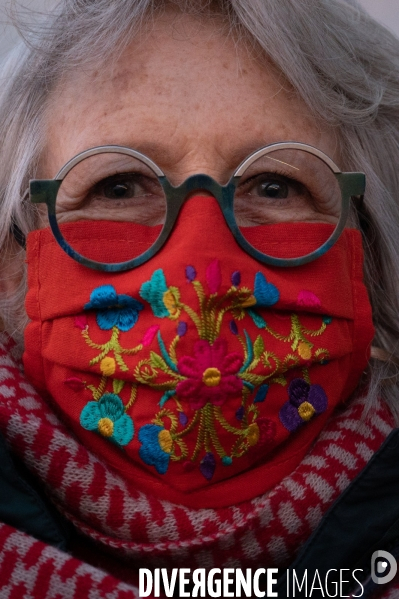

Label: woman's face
[42,11,339,189]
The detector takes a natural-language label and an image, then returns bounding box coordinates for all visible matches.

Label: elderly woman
[0,0,398,597]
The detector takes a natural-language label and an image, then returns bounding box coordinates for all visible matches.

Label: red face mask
[24,196,374,509]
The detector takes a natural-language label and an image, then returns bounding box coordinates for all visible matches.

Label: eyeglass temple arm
[335,172,366,208]
[11,180,62,249]
[29,180,62,210]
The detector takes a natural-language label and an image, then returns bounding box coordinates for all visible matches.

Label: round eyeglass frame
[29,141,365,272]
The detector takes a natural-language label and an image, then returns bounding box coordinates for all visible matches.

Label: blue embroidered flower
[84,285,143,331]
[253,272,280,307]
[140,269,181,319]
[138,424,171,474]
[80,393,134,446]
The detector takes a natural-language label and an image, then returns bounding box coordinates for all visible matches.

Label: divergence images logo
[371,551,397,585]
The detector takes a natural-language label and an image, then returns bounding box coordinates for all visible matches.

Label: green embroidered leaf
[112,379,125,394]
[253,335,265,359]
[114,353,129,372]
[150,351,169,372]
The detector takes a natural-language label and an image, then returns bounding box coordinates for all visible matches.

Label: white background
[0,0,398,59]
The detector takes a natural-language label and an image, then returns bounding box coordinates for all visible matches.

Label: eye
[99,174,138,200]
[257,180,289,199]
[237,172,299,201]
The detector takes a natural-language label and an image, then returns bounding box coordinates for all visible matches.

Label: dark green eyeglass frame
[29,141,365,272]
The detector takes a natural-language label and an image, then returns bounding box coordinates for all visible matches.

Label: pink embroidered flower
[176,338,243,409]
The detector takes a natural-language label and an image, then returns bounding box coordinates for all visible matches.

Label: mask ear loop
[10,188,28,249]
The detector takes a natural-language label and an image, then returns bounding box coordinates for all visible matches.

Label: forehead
[43,10,338,178]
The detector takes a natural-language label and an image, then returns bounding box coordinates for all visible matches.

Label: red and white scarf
[0,333,396,598]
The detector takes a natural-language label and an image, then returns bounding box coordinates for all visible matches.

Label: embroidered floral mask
[23,196,374,508]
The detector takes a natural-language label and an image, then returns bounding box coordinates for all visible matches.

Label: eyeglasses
[29,141,365,272]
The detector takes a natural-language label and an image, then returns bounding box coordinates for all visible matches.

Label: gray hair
[1,0,399,418]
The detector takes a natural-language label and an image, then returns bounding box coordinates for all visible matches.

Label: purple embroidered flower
[84,285,143,332]
[179,412,188,426]
[176,338,243,410]
[235,405,244,421]
[200,452,216,480]
[185,265,196,282]
[231,271,241,286]
[229,320,238,335]
[177,321,188,337]
[279,378,328,432]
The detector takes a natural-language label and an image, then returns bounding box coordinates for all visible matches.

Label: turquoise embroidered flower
[80,393,134,446]
[84,285,143,331]
[140,269,181,320]
[138,424,171,474]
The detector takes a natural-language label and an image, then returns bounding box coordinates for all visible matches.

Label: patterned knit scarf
[0,333,395,598]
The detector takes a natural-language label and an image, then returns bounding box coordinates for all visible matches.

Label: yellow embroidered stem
[211,287,239,311]
[302,320,327,337]
[85,327,142,372]
[206,299,218,343]
[282,354,300,371]
[87,375,107,400]
[302,367,311,385]
[260,351,281,377]
[203,403,214,454]
[213,406,244,435]
[174,411,200,439]
[124,383,138,411]
[192,280,206,330]
[237,334,249,364]
[192,409,206,461]
[81,328,105,350]
[214,304,236,338]
[208,405,228,458]
[264,319,293,343]
[169,336,179,364]
[171,438,188,460]
[315,348,330,363]
[154,408,178,433]
[119,343,144,355]
[180,303,202,332]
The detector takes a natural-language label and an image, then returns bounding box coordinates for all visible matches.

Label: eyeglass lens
[56,152,167,263]
[233,149,341,259]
